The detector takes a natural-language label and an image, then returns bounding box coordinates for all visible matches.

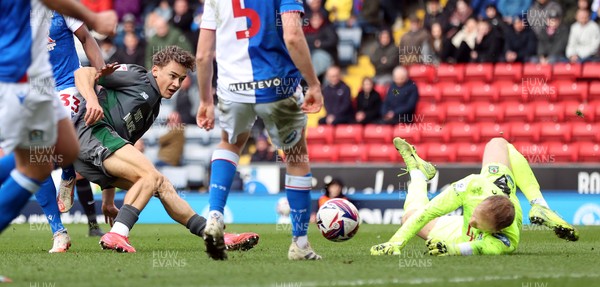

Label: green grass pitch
[1,224,599,287]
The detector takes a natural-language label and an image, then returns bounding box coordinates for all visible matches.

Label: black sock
[115,204,141,231]
[186,214,207,237]
[76,179,98,225]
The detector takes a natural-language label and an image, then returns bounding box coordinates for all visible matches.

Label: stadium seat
[589,82,600,101]
[497,82,528,102]
[447,122,480,143]
[552,63,581,81]
[334,124,364,144]
[581,62,600,79]
[183,143,212,164]
[436,64,465,82]
[338,144,367,162]
[533,101,565,122]
[366,143,398,162]
[510,123,541,142]
[554,81,588,102]
[563,101,594,122]
[417,83,441,103]
[363,124,393,144]
[416,102,446,123]
[493,63,522,82]
[374,84,389,100]
[408,64,436,83]
[478,122,511,142]
[522,80,556,102]
[470,82,499,102]
[308,144,339,162]
[420,123,449,143]
[464,63,493,82]
[572,122,600,142]
[503,101,532,122]
[445,102,474,123]
[393,123,421,143]
[523,63,552,81]
[307,125,334,145]
[578,142,600,162]
[474,102,504,122]
[546,142,578,162]
[539,122,572,143]
[594,100,600,120]
[439,83,470,102]
[425,143,457,162]
[184,126,206,144]
[456,143,485,162]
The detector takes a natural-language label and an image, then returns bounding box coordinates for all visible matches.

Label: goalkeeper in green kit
[371,137,579,256]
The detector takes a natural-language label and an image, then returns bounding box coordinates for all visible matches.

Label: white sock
[294,235,308,249]
[111,222,130,237]
[531,198,549,208]
[410,170,426,182]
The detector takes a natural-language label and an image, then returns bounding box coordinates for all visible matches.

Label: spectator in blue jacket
[319,66,355,125]
[497,0,532,23]
[380,66,419,125]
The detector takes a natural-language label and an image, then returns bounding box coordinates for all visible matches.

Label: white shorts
[57,86,82,118]
[217,91,307,149]
[0,77,68,154]
[427,215,465,244]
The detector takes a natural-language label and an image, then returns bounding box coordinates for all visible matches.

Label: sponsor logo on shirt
[229,77,283,92]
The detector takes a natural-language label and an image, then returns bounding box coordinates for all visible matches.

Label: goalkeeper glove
[426,238,461,256]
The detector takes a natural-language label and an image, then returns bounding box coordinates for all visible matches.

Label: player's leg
[101,145,216,255]
[0,81,59,233]
[34,178,71,253]
[56,87,82,213]
[256,94,320,260]
[75,179,104,236]
[503,140,579,240]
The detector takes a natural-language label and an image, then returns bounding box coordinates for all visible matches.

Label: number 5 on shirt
[232,0,261,39]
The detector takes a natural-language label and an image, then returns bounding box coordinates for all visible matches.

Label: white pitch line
[234,273,600,287]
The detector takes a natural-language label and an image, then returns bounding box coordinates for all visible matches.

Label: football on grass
[316,198,360,242]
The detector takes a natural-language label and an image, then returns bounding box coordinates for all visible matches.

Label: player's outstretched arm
[427,233,514,256]
[74,24,105,70]
[281,12,323,114]
[195,29,216,130]
[74,67,104,126]
[40,0,117,36]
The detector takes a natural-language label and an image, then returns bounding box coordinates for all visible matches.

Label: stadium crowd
[73,0,600,190]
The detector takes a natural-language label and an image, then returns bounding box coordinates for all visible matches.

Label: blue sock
[208,150,239,213]
[286,173,312,237]
[0,153,17,183]
[61,165,75,180]
[34,177,65,234]
[0,170,41,233]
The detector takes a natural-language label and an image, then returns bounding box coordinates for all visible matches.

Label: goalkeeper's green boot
[370,242,403,256]
[393,137,437,181]
[529,204,579,241]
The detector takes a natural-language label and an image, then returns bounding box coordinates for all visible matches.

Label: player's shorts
[0,77,69,154]
[57,86,82,118]
[480,162,517,194]
[71,113,129,189]
[217,89,307,149]
[427,215,465,244]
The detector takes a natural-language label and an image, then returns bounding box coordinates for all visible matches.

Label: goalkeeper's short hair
[482,195,516,231]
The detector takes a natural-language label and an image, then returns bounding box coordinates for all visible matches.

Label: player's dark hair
[152,45,196,71]
[483,195,515,231]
